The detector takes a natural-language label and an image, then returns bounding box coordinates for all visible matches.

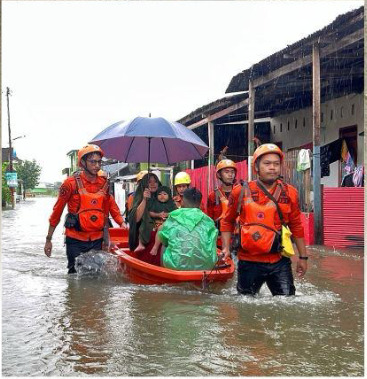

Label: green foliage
[16,159,42,191]
[2,163,12,206]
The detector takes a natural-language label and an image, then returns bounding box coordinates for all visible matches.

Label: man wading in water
[44,144,123,273]
[221,144,308,296]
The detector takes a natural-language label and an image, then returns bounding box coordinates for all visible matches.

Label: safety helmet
[77,144,104,167]
[174,171,191,186]
[252,143,284,168]
[216,159,237,175]
[136,170,148,182]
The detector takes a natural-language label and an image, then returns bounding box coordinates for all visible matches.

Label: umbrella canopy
[89,117,208,165]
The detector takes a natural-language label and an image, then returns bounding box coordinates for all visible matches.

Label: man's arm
[220,186,241,258]
[221,231,232,258]
[294,237,308,278]
[108,195,124,226]
[44,225,56,257]
[44,180,72,257]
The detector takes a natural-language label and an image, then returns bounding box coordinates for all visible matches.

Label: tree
[2,163,12,207]
[16,159,42,198]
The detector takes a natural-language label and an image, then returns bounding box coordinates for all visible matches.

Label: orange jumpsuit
[49,171,123,242]
[220,179,304,264]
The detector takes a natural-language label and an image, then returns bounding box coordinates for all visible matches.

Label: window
[321,112,324,122]
[351,104,355,115]
[330,109,333,120]
[273,125,276,134]
[280,123,282,133]
[340,106,344,118]
[303,117,306,127]
[287,121,290,131]
[295,119,298,129]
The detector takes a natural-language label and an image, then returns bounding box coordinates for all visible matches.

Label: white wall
[270,92,364,187]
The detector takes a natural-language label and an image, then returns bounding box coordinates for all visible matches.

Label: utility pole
[247,79,255,180]
[312,43,322,245]
[6,87,15,209]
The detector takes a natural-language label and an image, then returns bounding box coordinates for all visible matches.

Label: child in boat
[134,186,177,253]
[156,187,218,270]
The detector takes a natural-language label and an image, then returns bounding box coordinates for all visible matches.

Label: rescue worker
[173,171,191,208]
[221,143,308,296]
[207,159,237,227]
[44,144,124,273]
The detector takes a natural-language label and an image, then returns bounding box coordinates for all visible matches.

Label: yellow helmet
[136,170,148,182]
[174,171,191,186]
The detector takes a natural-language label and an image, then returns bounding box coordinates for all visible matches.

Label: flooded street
[2,197,364,376]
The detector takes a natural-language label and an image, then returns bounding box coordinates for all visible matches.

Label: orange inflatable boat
[108,228,234,286]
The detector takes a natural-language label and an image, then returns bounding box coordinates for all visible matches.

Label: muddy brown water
[2,197,363,376]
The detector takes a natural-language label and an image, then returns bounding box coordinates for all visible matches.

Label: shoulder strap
[236,180,250,216]
[256,180,285,224]
[74,173,84,191]
[214,188,221,206]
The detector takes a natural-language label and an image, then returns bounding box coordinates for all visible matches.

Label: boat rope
[201,252,227,290]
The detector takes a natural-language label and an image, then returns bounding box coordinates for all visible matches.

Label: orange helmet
[216,159,237,176]
[77,144,104,167]
[252,143,284,168]
[136,170,148,182]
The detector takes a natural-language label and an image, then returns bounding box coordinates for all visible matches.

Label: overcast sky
[2,0,363,183]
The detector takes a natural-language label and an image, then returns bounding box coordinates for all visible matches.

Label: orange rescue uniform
[49,171,123,241]
[207,188,232,222]
[220,179,304,264]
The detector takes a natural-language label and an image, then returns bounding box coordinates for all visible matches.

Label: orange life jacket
[238,181,283,255]
[74,174,108,232]
[215,188,229,221]
[127,193,134,211]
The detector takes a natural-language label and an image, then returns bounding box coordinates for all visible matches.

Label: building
[178,6,364,248]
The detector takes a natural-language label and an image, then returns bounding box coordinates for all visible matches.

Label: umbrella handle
[147,137,151,175]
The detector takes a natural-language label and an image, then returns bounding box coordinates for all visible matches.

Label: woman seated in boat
[139,185,177,256]
[128,172,163,266]
[156,187,218,271]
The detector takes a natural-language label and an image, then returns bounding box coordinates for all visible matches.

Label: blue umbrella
[89,117,209,169]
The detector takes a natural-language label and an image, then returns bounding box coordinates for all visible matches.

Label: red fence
[186,160,248,211]
[323,187,364,249]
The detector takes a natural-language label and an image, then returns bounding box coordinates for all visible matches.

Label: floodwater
[2,197,364,376]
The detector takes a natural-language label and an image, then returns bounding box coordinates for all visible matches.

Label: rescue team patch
[252,231,262,241]
[257,212,265,220]
[59,185,69,198]
[91,199,98,205]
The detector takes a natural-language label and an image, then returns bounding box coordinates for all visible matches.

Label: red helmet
[252,144,284,168]
[77,144,104,167]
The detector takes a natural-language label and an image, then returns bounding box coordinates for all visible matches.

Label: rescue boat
[108,228,235,286]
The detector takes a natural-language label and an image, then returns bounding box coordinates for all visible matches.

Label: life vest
[238,181,284,255]
[126,193,134,212]
[214,188,230,221]
[74,174,108,232]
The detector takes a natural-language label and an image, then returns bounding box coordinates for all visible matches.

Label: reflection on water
[2,198,364,376]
